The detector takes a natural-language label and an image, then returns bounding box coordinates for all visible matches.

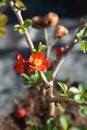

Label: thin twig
[48,97,87,106]
[46,38,60,59]
[43,28,49,47]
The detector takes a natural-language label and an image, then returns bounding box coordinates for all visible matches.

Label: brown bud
[31,16,43,29]
[42,12,59,27]
[54,25,68,39]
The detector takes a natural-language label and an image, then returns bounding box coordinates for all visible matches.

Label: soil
[0,84,87,130]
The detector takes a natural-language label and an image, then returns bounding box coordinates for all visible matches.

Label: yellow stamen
[34,59,42,66]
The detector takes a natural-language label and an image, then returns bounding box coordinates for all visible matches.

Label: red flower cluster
[56,46,69,58]
[13,52,51,75]
[14,108,26,119]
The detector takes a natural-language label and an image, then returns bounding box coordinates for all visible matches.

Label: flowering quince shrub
[1,0,87,129]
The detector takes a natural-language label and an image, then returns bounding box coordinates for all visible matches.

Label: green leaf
[0,14,8,26]
[69,127,79,130]
[53,126,58,130]
[30,123,38,130]
[80,40,87,53]
[41,45,47,52]
[38,42,47,52]
[82,26,87,37]
[79,106,87,117]
[40,126,48,130]
[57,105,65,113]
[0,0,7,8]
[0,27,7,36]
[32,49,37,53]
[15,1,26,11]
[68,87,79,93]
[23,79,32,85]
[78,83,87,94]
[30,71,42,86]
[74,95,85,103]
[47,118,55,130]
[59,115,70,130]
[44,71,51,80]
[14,24,21,31]
[19,28,25,34]
[24,19,32,28]
[57,82,68,94]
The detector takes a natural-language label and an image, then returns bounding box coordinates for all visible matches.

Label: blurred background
[0,0,87,116]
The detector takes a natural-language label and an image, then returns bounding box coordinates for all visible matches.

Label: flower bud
[56,47,65,58]
[31,16,43,29]
[42,12,59,27]
[54,25,68,39]
[56,46,69,58]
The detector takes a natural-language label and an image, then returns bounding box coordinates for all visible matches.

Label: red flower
[28,52,51,73]
[13,53,28,75]
[14,108,26,119]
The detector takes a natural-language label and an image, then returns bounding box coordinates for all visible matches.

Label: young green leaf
[68,87,79,93]
[69,127,79,130]
[24,19,32,28]
[79,106,87,117]
[15,1,26,11]
[14,24,21,31]
[44,71,51,80]
[47,118,55,130]
[40,126,48,130]
[0,27,7,36]
[30,123,38,130]
[57,82,68,94]
[59,115,70,130]
[38,42,47,52]
[74,95,85,103]
[80,40,87,53]
[0,14,8,26]
[78,83,87,94]
[82,26,87,37]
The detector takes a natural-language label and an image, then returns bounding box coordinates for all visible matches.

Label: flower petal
[16,53,25,63]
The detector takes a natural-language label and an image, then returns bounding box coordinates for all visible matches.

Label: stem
[46,38,59,59]
[43,28,49,47]
[47,80,55,117]
[22,73,30,80]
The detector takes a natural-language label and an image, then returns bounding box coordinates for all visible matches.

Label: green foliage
[47,118,58,130]
[79,106,87,117]
[38,42,47,52]
[59,115,70,130]
[14,19,32,34]
[0,0,6,8]
[15,0,26,11]
[24,19,32,28]
[57,105,65,113]
[0,14,8,36]
[80,40,87,53]
[57,82,68,95]
[0,14,8,26]
[77,26,87,53]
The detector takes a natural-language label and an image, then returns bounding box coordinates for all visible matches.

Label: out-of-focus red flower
[14,108,26,119]
[28,52,51,73]
[56,46,69,58]
[13,53,28,75]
